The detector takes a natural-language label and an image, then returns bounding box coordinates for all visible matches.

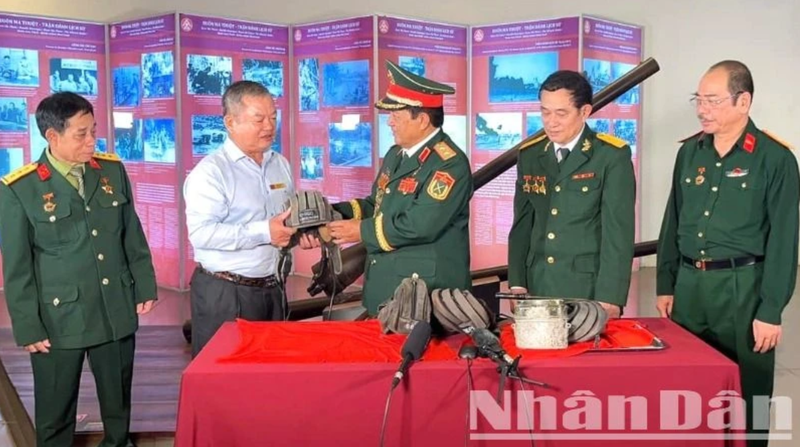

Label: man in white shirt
[184,80,306,357]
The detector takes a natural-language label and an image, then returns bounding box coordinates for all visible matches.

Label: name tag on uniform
[269,183,287,190]
[572,172,595,180]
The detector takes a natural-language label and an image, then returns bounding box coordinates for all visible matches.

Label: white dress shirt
[402,127,441,157]
[555,124,586,162]
[184,138,294,277]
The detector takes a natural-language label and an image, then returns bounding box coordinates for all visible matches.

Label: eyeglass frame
[689,91,745,108]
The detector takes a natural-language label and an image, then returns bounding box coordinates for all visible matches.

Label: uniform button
[112,201,119,207]
[370,259,376,265]
[704,211,710,216]
[97,254,104,261]
[742,183,747,188]
[547,256,555,264]
[385,188,390,194]
[700,250,706,255]
[86,206,91,212]
[53,298,60,306]
[716,162,722,167]
[581,186,589,192]
[102,278,109,285]
[551,208,558,216]
[712,186,718,192]
[698,232,704,238]
[49,215,56,222]
[554,186,561,192]
[92,229,98,236]
[547,232,555,240]
[685,178,691,183]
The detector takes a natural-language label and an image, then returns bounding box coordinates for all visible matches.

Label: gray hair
[222,80,272,117]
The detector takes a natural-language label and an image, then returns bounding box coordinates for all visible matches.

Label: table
[174,318,745,447]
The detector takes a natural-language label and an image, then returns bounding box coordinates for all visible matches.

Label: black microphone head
[458,345,478,360]
[472,328,500,349]
[401,320,432,361]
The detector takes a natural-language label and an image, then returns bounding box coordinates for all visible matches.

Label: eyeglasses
[689,92,743,108]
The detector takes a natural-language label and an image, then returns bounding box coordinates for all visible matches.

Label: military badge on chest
[522,175,547,195]
[375,171,390,213]
[101,177,114,195]
[398,177,418,195]
[42,192,56,213]
[695,167,706,186]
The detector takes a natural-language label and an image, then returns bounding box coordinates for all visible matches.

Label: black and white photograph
[583,58,612,93]
[0,97,27,132]
[0,48,40,87]
[113,66,141,107]
[322,59,369,108]
[191,115,226,157]
[475,112,522,151]
[587,118,611,135]
[489,52,557,103]
[243,59,283,98]
[142,51,175,99]
[187,54,232,96]
[328,121,372,167]
[113,112,144,162]
[298,58,319,112]
[526,113,544,137]
[0,147,24,178]
[143,118,176,163]
[300,146,323,180]
[49,58,98,95]
[398,56,425,77]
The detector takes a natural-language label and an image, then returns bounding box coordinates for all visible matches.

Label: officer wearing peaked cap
[508,70,636,317]
[326,60,473,315]
[0,92,156,447]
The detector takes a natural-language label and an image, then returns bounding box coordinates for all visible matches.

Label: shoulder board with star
[92,152,121,162]
[678,130,704,144]
[1,162,38,186]
[519,133,548,151]
[596,133,627,149]
[762,129,794,150]
[433,141,456,161]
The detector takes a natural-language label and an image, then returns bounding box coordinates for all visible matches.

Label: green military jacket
[0,151,157,349]
[656,119,799,324]
[508,125,636,306]
[334,130,473,315]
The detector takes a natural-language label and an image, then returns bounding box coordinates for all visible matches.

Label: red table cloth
[175,318,746,447]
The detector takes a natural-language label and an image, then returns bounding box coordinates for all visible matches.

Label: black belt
[198,265,278,288]
[682,255,765,271]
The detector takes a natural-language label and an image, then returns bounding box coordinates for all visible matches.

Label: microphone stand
[475,345,549,404]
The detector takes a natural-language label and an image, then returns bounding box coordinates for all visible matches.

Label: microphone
[391,321,432,390]
[470,328,515,365]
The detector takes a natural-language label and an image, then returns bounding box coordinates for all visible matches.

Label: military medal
[523,175,532,193]
[377,172,390,190]
[42,192,56,213]
[398,177,418,195]
[101,177,114,194]
[695,167,706,185]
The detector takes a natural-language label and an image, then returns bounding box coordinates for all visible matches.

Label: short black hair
[539,70,593,109]
[222,80,272,116]
[409,106,444,128]
[708,60,754,101]
[35,92,94,138]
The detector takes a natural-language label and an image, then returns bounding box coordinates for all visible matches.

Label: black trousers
[190,267,284,358]
[30,335,135,447]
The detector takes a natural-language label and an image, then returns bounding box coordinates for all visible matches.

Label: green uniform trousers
[672,262,773,447]
[30,334,135,447]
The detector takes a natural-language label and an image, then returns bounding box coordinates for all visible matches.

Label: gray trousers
[190,267,284,358]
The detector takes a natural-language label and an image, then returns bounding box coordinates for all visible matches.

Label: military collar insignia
[743,133,756,153]
[89,158,102,170]
[581,139,591,152]
[37,163,51,181]
[419,147,431,163]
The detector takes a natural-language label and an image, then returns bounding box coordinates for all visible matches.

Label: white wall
[4,0,799,266]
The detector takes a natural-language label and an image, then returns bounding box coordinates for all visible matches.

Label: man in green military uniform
[657,60,798,446]
[327,60,473,315]
[0,92,157,447]
[508,70,636,316]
